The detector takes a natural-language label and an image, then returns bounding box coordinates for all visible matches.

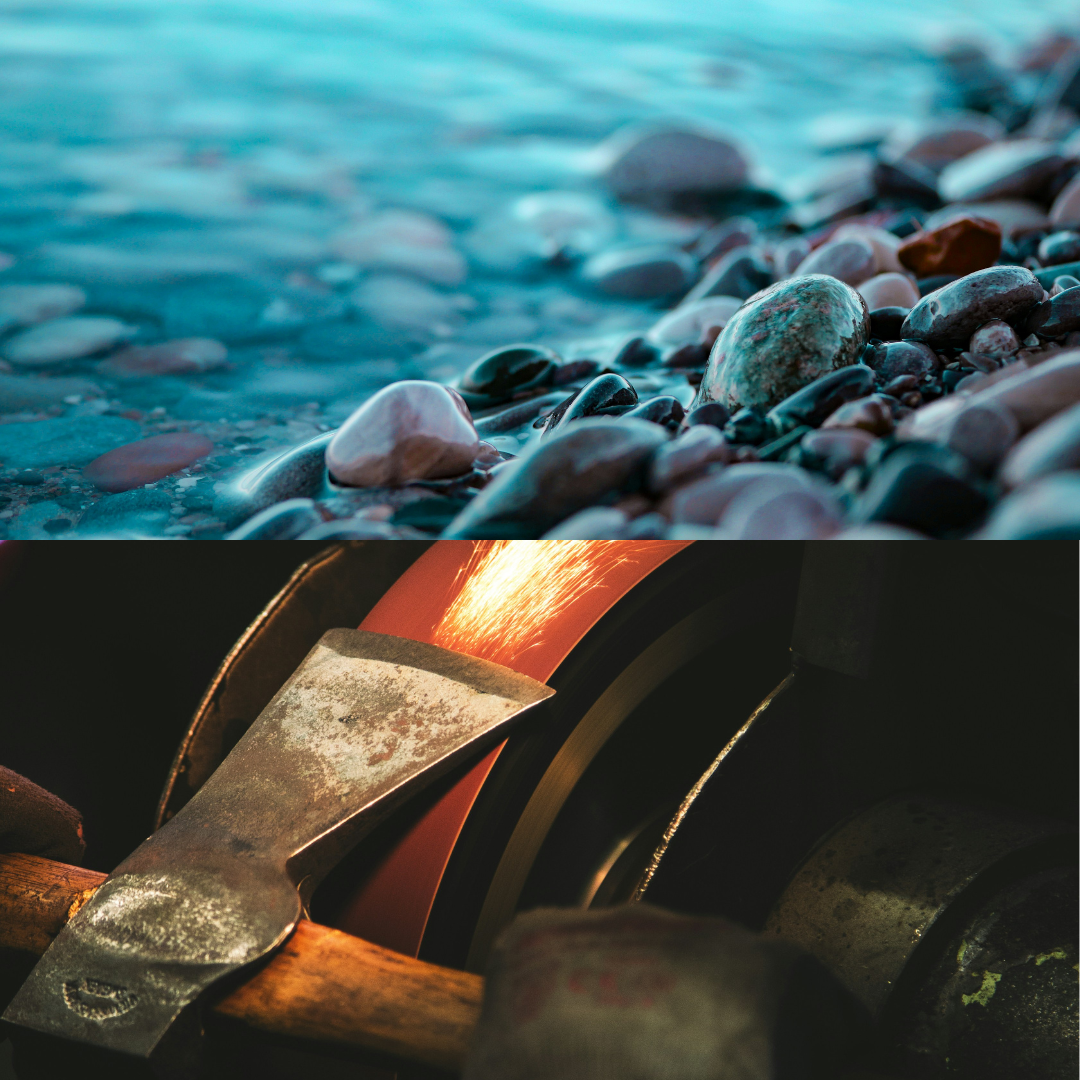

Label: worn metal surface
[762,794,1072,1020]
[4,629,552,1073]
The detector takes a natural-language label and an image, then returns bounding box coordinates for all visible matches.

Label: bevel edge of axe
[0,851,484,1074]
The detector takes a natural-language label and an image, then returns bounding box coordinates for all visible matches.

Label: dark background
[0,543,330,872]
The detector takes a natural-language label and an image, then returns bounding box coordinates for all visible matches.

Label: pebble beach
[0,0,1078,539]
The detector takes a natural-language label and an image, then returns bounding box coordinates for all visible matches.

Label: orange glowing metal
[432,540,674,667]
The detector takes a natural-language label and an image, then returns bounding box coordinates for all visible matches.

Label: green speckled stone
[696,274,870,413]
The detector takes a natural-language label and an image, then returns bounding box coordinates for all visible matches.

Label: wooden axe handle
[0,852,483,1072]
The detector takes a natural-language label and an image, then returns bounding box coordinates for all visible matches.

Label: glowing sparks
[433,541,664,667]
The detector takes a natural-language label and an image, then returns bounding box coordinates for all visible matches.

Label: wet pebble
[923,200,1049,239]
[717,482,841,539]
[622,395,684,429]
[766,363,876,434]
[694,217,758,262]
[226,498,324,540]
[611,336,662,368]
[1049,174,1080,227]
[597,126,749,205]
[885,115,1003,173]
[82,432,214,493]
[999,401,1080,489]
[540,507,629,539]
[696,274,869,413]
[660,462,814,524]
[326,380,479,487]
[937,399,1019,472]
[900,266,1043,347]
[773,236,811,278]
[976,473,1080,539]
[684,402,730,429]
[858,273,919,310]
[969,320,1021,356]
[97,338,228,378]
[831,223,905,273]
[1022,288,1080,338]
[0,414,140,470]
[646,424,730,494]
[937,140,1065,203]
[870,157,941,209]
[793,237,876,286]
[509,191,618,261]
[800,427,876,479]
[330,209,466,286]
[1038,230,1080,266]
[580,244,695,299]
[820,393,894,436]
[76,488,173,537]
[868,306,910,341]
[458,344,559,408]
[0,285,86,330]
[648,296,742,346]
[543,373,637,435]
[965,349,1080,431]
[897,215,1002,277]
[3,316,138,367]
[444,417,668,538]
[853,443,988,537]
[682,247,772,303]
[1051,275,1080,295]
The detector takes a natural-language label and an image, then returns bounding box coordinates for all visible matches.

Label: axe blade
[4,629,553,1074]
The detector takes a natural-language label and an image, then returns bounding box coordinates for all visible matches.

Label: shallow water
[0,0,1074,536]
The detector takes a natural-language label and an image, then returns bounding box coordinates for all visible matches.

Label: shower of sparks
[433,541,667,668]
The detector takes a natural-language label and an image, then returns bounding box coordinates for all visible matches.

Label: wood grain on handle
[0,852,483,1072]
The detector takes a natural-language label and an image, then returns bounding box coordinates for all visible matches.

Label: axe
[2,628,554,1075]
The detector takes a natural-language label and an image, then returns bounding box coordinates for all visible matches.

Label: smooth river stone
[897,215,1002,277]
[1050,174,1080,227]
[999,400,1080,489]
[646,424,730,495]
[969,320,1021,356]
[831,224,904,273]
[766,364,876,433]
[97,338,228,377]
[858,273,920,310]
[938,140,1065,203]
[885,115,1004,173]
[458,344,559,407]
[649,297,743,345]
[682,246,773,303]
[0,284,86,330]
[696,274,870,413]
[717,482,841,539]
[963,349,1080,432]
[867,340,940,381]
[0,373,101,415]
[660,462,815,525]
[326,380,479,487]
[977,473,1080,539]
[1037,231,1080,266]
[0,415,140,470]
[820,393,894,436]
[936,399,1019,472]
[580,245,696,299]
[900,266,1043,346]
[542,373,637,436]
[83,432,214,492]
[793,238,876,286]
[597,126,749,203]
[1022,288,1080,338]
[444,418,669,538]
[2,316,138,366]
[922,200,1049,238]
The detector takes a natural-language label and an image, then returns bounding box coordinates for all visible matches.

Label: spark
[433,541,664,667]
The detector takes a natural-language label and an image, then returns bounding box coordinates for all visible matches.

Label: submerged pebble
[83,432,214,492]
[3,317,137,366]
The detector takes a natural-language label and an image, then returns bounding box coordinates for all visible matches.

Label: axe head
[4,629,553,1076]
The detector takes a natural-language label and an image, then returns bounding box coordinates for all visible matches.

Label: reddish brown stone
[897,216,1003,277]
[98,338,227,378]
[83,432,214,492]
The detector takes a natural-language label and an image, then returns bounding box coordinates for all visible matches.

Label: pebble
[774,236,812,278]
[1038,231,1080,266]
[696,275,869,413]
[611,336,662,368]
[857,273,919,310]
[717,482,841,539]
[646,424,730,494]
[1022,288,1080,338]
[543,373,637,435]
[622,395,684,429]
[897,215,1002,277]
[76,488,173,537]
[580,244,696,299]
[976,473,1080,539]
[682,246,773,303]
[0,415,140,470]
[97,338,228,378]
[1051,275,1080,295]
[348,274,462,331]
[937,399,1019,472]
[539,507,629,539]
[0,373,102,414]
[2,316,138,367]
[330,210,466,286]
[885,115,1004,173]
[660,462,814,525]
[800,427,876,479]
[969,320,1021,356]
[965,349,1080,431]
[1049,174,1080,227]
[444,418,668,538]
[853,443,988,537]
[596,125,749,204]
[820,393,894,436]
[868,306,910,341]
[0,285,86,330]
[212,432,332,528]
[326,380,479,487]
[226,498,324,540]
[509,191,618,261]
[922,200,1049,238]
[648,297,743,346]
[793,237,876,286]
[870,157,941,209]
[999,401,1080,489]
[766,364,876,434]
[685,402,730,429]
[82,432,214,492]
[900,266,1043,347]
[694,217,758,262]
[831,223,905,273]
[473,392,567,436]
[458,344,559,408]
[937,139,1065,203]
